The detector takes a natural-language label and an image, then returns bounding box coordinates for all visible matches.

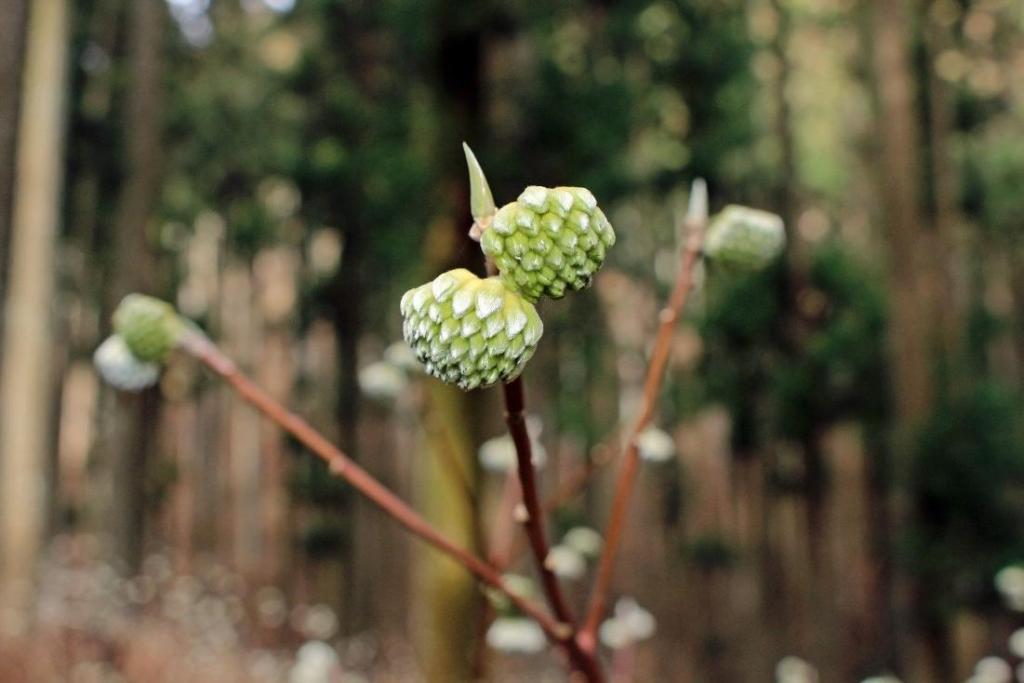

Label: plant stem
[179,331,566,644]
[501,377,605,681]
[502,378,576,625]
[579,211,706,648]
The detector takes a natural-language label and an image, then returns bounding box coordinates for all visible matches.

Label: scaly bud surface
[401,269,543,390]
[112,294,183,363]
[481,186,615,302]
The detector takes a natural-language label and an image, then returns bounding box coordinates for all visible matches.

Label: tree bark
[99,0,166,573]
[0,0,28,314]
[0,0,70,622]
[409,12,488,681]
[870,0,933,425]
[867,0,947,677]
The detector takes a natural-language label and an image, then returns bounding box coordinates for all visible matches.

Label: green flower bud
[481,186,616,302]
[704,205,785,272]
[112,294,183,363]
[400,269,543,390]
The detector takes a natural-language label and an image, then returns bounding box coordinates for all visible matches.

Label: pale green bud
[112,294,183,363]
[400,269,543,390]
[482,186,616,302]
[704,205,785,272]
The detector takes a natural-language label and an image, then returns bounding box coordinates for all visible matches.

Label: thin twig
[179,331,568,646]
[502,377,605,681]
[502,378,576,626]
[481,244,603,680]
[490,433,620,573]
[579,205,707,649]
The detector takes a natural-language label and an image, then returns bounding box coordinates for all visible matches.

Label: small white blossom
[563,526,603,558]
[616,597,656,640]
[544,545,586,580]
[384,341,421,373]
[358,361,407,401]
[486,617,546,654]
[478,418,547,472]
[636,426,675,463]
[93,335,160,391]
[775,656,818,683]
[298,604,338,641]
[599,597,656,649]
[599,617,632,650]
[996,566,1024,611]
[1010,629,1024,659]
[289,640,339,683]
[974,656,1012,683]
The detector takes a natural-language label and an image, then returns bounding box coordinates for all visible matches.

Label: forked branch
[178,330,567,644]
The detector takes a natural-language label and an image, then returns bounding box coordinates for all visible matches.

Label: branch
[502,377,576,627]
[500,365,605,683]
[489,430,620,573]
[579,185,707,648]
[178,330,567,645]
[468,144,603,680]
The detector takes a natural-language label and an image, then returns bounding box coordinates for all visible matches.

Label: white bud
[93,335,160,392]
[478,431,547,473]
[563,526,603,558]
[775,656,818,683]
[974,656,1012,683]
[636,426,675,463]
[486,617,546,654]
[358,361,407,401]
[544,545,586,580]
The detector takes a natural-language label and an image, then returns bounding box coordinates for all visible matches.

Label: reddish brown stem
[180,332,566,645]
[502,378,575,626]
[502,377,605,682]
[491,431,619,573]
[579,217,706,648]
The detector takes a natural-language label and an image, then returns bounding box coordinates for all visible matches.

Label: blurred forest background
[2,0,1024,681]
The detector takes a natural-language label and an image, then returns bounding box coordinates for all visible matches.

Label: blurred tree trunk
[97,0,166,573]
[0,0,28,317]
[0,0,70,622]
[869,0,933,425]
[868,1,951,679]
[408,11,487,681]
[921,11,964,362]
[316,4,369,631]
[767,0,798,230]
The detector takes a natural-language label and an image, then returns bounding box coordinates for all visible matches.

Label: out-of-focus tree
[0,0,71,624]
[0,0,28,313]
[94,0,168,574]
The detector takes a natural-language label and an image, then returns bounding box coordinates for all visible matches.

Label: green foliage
[909,383,1024,614]
[961,128,1024,242]
[698,262,785,452]
[698,243,889,454]
[772,244,889,439]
